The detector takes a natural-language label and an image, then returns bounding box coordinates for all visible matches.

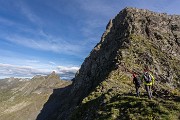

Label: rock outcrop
[39,7,180,120]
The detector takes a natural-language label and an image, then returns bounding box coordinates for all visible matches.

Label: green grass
[72,92,180,120]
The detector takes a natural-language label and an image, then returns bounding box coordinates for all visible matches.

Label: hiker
[132,72,141,97]
[141,69,155,99]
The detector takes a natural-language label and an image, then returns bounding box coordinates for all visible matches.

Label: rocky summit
[39,7,180,120]
[0,72,71,120]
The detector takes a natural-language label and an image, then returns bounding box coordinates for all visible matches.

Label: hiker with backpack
[124,66,142,97]
[141,69,155,99]
[132,72,141,97]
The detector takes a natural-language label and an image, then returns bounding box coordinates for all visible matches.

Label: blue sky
[0,0,180,79]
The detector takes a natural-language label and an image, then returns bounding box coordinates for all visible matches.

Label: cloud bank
[0,63,79,80]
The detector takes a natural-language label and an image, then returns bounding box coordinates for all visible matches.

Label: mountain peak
[51,71,56,75]
[46,71,60,79]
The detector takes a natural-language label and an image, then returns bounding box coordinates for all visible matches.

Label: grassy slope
[0,93,50,120]
[71,72,180,120]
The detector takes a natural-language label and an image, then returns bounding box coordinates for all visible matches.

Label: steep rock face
[45,8,180,120]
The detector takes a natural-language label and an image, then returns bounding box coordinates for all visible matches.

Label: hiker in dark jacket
[141,69,155,99]
[132,73,141,97]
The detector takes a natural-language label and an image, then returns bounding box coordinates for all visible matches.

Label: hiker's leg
[138,86,140,96]
[145,85,151,99]
[135,86,140,97]
[149,85,152,98]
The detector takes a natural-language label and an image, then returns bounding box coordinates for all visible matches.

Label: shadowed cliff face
[39,8,180,120]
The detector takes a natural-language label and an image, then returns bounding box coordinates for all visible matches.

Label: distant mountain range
[0,71,71,120]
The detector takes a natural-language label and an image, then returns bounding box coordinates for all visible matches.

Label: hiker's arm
[133,80,135,84]
[133,78,135,84]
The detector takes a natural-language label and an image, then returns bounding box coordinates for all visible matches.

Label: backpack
[144,72,152,83]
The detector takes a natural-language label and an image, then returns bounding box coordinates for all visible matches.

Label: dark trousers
[145,85,152,99]
[135,85,140,97]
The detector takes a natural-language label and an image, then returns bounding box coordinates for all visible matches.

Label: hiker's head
[133,73,136,77]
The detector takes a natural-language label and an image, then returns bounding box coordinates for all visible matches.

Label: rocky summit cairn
[40,8,180,120]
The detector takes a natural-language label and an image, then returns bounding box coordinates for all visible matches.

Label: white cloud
[56,66,80,79]
[0,63,42,77]
[25,59,40,63]
[0,63,79,80]
[56,66,79,74]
